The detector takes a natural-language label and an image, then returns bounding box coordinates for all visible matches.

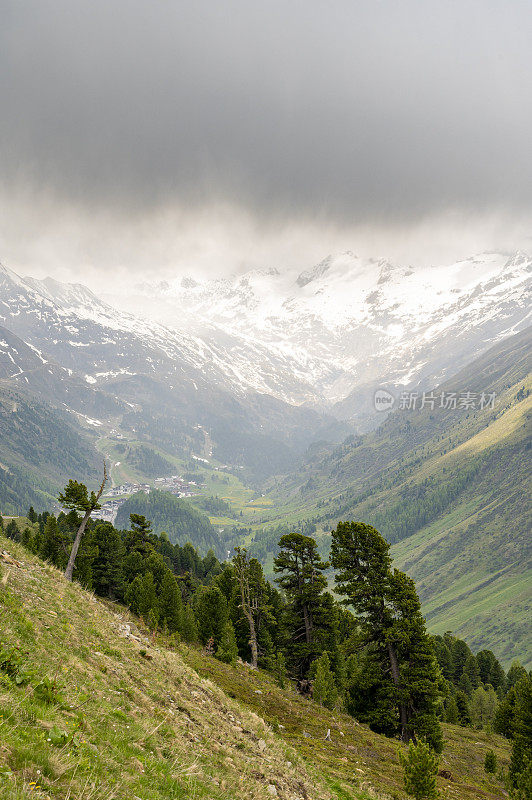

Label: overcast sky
[1,0,531,290]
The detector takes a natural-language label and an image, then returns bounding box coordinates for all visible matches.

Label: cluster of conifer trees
[1,508,529,778]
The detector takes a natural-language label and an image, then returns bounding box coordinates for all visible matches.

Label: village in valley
[90,473,205,523]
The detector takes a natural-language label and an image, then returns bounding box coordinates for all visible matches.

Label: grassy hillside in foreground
[0,536,512,800]
[257,329,532,667]
[0,536,330,800]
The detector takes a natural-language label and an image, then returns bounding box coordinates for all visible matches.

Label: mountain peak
[0,261,26,287]
[296,256,332,287]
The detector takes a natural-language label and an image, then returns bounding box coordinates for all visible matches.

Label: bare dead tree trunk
[233,548,259,669]
[64,463,107,582]
[247,601,259,670]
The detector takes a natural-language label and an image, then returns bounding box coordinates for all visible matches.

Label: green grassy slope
[0,536,331,800]
[258,329,532,667]
[0,536,512,800]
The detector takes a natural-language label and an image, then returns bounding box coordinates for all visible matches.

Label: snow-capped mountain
[130,249,531,415]
[0,262,350,478]
[1,249,530,429]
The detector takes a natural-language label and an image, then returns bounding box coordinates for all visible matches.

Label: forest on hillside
[2,502,531,799]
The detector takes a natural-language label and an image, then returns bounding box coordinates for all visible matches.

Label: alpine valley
[0,250,530,667]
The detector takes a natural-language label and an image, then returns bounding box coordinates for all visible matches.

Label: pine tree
[455,691,472,726]
[27,506,38,524]
[181,604,199,643]
[399,739,440,799]
[73,527,97,589]
[331,521,443,750]
[464,654,481,690]
[41,515,67,567]
[389,570,444,752]
[20,527,33,550]
[312,652,338,710]
[5,520,19,541]
[147,606,160,631]
[508,675,532,794]
[451,639,472,684]
[507,661,528,690]
[58,464,107,582]
[233,547,266,669]
[445,697,459,724]
[159,570,183,633]
[274,532,330,677]
[126,571,158,619]
[476,649,506,692]
[91,522,125,598]
[216,621,239,665]
[194,585,228,646]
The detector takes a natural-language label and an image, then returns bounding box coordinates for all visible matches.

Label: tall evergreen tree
[508,675,532,794]
[90,522,125,598]
[232,547,260,668]
[232,547,274,669]
[5,520,19,541]
[216,621,239,665]
[464,654,481,690]
[274,532,330,676]
[40,515,67,567]
[126,571,158,619]
[331,521,443,750]
[194,585,229,646]
[181,604,199,643]
[507,661,528,690]
[159,570,183,633]
[476,649,506,692]
[455,691,472,726]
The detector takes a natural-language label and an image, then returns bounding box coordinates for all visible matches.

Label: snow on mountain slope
[0,262,351,478]
[1,262,325,404]
[1,249,530,422]
[132,250,531,411]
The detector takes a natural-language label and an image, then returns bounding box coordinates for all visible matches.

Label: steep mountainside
[260,328,532,666]
[0,384,99,514]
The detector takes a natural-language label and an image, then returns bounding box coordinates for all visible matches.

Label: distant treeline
[115,489,225,558]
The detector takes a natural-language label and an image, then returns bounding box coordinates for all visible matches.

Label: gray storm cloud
[2,0,531,218]
[1,0,531,285]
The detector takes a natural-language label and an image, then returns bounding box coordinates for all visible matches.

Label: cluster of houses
[105,482,151,497]
[89,473,206,524]
[154,475,204,497]
[90,498,125,523]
